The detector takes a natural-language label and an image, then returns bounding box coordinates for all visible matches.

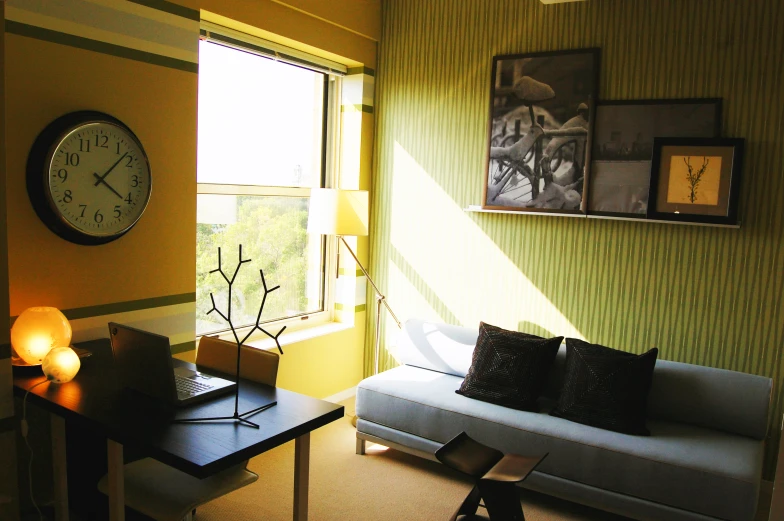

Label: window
[196,35,342,336]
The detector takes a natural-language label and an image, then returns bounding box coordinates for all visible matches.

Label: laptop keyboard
[175,375,214,396]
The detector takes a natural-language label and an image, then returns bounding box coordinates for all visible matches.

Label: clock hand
[93,151,128,186]
[93,173,124,199]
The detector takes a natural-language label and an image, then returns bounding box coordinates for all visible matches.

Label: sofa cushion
[456,322,562,411]
[543,341,772,441]
[550,339,658,435]
[357,365,762,521]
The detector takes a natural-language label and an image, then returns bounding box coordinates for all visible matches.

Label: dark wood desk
[13,339,344,521]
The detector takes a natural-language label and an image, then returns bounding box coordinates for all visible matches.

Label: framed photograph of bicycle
[587,99,722,217]
[483,48,600,213]
[647,137,744,225]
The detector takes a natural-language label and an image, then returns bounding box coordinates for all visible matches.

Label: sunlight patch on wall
[385,260,443,353]
[389,141,584,340]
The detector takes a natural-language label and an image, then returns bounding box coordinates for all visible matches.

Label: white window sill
[241,320,354,351]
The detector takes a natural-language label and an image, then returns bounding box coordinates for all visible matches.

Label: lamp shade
[11,307,72,365]
[307,189,368,237]
[42,347,81,383]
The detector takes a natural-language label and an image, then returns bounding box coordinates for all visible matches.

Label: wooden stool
[435,432,547,521]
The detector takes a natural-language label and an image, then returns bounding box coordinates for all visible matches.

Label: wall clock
[26,111,152,245]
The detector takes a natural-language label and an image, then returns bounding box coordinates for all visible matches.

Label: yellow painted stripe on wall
[85,0,198,29]
[6,6,197,62]
[68,301,195,342]
[6,0,198,62]
[373,0,784,478]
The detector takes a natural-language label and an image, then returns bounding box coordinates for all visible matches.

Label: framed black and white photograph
[588,99,722,217]
[483,48,600,213]
[648,137,744,225]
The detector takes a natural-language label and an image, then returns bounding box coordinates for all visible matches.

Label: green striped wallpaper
[370,0,784,479]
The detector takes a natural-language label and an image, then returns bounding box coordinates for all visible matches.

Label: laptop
[109,322,237,406]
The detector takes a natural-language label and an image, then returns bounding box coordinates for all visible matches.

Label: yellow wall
[3,1,376,517]
[5,35,197,313]
[4,0,377,399]
[269,0,381,41]
[0,1,17,516]
[178,0,377,67]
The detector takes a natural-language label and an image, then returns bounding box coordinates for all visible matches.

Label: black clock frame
[26,110,152,246]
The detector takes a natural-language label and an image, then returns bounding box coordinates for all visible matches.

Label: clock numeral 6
[63,152,80,166]
[94,209,104,223]
[62,190,73,203]
[114,205,121,218]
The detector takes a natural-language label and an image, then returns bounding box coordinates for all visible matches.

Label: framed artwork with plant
[647,137,745,225]
[483,48,600,213]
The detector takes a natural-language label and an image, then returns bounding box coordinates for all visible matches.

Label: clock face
[27,112,153,245]
[46,122,151,238]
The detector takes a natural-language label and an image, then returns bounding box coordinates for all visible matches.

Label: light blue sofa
[355,319,773,521]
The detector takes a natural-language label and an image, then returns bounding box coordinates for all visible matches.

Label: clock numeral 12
[95,135,109,148]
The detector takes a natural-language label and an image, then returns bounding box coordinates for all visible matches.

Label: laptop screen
[109,322,177,402]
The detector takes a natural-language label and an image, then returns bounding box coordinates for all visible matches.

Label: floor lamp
[307,189,402,377]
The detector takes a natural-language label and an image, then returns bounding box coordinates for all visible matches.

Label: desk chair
[98,336,280,521]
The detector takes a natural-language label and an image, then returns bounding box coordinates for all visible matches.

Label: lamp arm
[338,236,402,329]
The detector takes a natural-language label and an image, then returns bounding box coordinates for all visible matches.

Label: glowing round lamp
[42,347,81,383]
[11,307,72,366]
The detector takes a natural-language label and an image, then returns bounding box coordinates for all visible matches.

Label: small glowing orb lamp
[11,307,72,366]
[42,347,81,383]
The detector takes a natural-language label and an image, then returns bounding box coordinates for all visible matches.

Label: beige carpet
[193,398,640,521]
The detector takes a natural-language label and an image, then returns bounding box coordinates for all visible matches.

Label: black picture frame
[588,98,722,218]
[647,137,744,225]
[483,48,600,214]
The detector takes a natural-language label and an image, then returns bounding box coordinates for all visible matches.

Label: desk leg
[107,440,125,521]
[294,433,310,521]
[51,415,68,521]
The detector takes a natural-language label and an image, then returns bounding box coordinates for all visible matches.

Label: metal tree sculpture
[207,244,286,356]
[177,244,286,429]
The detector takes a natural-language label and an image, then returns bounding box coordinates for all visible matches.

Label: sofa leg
[356,438,366,455]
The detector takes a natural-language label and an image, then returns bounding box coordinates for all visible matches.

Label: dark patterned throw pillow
[456,322,563,412]
[550,338,659,435]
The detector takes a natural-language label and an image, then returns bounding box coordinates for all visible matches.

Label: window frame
[196,32,344,341]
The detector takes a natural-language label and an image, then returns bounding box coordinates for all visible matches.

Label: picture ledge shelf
[464,206,741,229]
